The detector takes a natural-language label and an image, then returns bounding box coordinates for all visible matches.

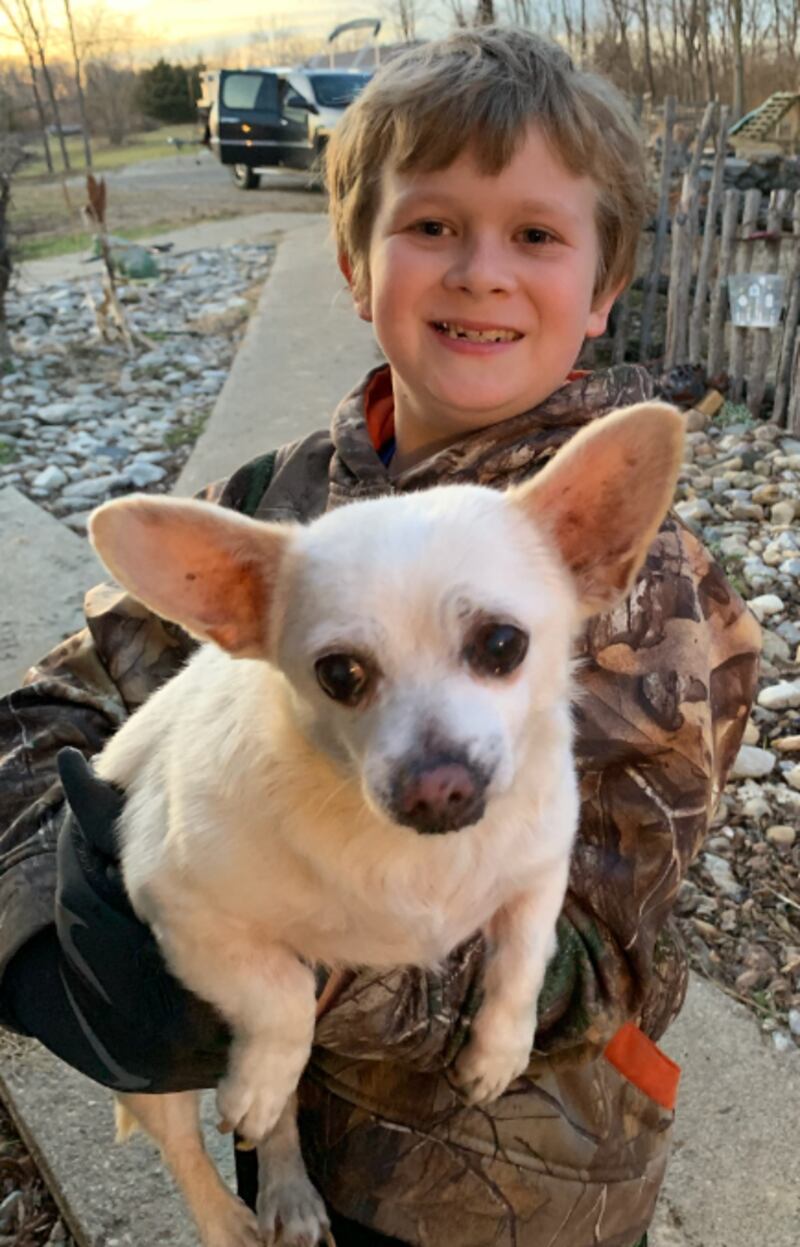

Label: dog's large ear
[88,496,293,658]
[508,402,685,618]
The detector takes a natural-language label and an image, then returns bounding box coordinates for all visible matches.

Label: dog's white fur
[88,402,684,1247]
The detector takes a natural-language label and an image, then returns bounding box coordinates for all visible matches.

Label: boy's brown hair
[326,26,647,305]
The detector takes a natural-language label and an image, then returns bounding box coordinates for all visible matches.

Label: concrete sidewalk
[2,214,797,1247]
[176,216,379,495]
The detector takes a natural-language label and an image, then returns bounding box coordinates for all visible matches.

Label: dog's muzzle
[389,751,490,835]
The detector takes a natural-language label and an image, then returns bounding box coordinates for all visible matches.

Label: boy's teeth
[437,322,519,343]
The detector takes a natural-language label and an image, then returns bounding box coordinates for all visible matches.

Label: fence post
[664,172,693,367]
[664,101,717,368]
[640,95,676,362]
[729,188,762,403]
[788,334,800,435]
[773,189,800,426]
[748,191,788,418]
[689,105,728,365]
[708,190,740,380]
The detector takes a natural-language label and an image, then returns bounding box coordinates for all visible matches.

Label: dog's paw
[217,1074,290,1143]
[452,1034,532,1106]
[258,1170,333,1247]
[217,1037,308,1142]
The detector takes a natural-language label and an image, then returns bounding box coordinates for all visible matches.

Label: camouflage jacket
[0,364,760,1246]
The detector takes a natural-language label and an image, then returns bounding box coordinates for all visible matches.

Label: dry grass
[10,177,324,261]
[19,124,199,182]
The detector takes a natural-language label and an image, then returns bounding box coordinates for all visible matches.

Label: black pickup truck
[199,67,371,188]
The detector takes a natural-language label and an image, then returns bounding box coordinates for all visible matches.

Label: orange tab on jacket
[604,1021,681,1112]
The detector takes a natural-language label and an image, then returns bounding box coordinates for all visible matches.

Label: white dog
[87,402,684,1247]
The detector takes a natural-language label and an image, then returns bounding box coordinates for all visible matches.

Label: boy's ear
[585,280,626,339]
[338,251,372,322]
[508,402,685,618]
[88,497,293,659]
[338,250,354,286]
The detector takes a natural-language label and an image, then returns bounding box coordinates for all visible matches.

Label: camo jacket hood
[0,363,760,1246]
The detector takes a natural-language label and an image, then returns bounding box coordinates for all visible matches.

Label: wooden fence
[595,98,800,432]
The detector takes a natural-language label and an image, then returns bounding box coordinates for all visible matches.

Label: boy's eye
[464,623,529,679]
[413,220,448,237]
[520,227,555,246]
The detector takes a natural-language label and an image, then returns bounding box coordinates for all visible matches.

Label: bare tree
[0,1,53,171]
[677,0,702,102]
[699,0,715,98]
[17,0,71,169]
[384,0,425,40]
[638,0,657,96]
[606,0,635,89]
[0,136,28,366]
[85,58,137,145]
[561,0,575,54]
[728,0,745,117]
[244,19,320,68]
[504,0,534,21]
[445,0,471,26]
[63,0,92,168]
[430,0,796,106]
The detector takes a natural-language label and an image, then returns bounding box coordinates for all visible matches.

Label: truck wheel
[232,165,260,190]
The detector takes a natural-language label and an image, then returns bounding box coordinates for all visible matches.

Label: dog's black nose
[392,759,487,834]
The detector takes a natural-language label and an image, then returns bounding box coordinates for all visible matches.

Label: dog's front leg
[115,1091,262,1247]
[453,860,569,1105]
[216,945,317,1144]
[159,925,317,1143]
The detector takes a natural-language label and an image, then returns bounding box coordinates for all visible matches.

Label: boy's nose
[390,755,488,834]
[443,237,516,296]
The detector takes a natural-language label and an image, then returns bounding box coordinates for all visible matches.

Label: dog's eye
[465,623,529,678]
[315,654,370,705]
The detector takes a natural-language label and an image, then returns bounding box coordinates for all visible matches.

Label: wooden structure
[659,99,800,428]
[729,92,800,158]
[593,97,800,432]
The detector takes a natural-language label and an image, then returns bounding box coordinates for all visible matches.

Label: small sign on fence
[728,273,786,328]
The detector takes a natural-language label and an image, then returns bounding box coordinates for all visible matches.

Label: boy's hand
[5,748,232,1093]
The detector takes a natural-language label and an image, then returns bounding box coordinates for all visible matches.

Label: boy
[0,26,759,1247]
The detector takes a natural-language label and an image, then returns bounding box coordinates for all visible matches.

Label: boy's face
[349,122,619,458]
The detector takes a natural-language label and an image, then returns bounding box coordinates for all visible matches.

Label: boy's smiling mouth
[431,320,523,344]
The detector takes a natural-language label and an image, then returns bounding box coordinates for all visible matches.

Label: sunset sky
[118,0,358,44]
[0,1,447,63]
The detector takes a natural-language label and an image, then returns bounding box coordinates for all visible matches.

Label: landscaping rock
[765,825,796,848]
[665,407,800,1052]
[758,681,800,711]
[1,244,275,517]
[729,744,776,778]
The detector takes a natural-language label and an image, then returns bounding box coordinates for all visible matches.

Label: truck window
[221,73,278,113]
[307,73,371,108]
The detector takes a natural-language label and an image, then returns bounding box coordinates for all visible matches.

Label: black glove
[1,747,232,1093]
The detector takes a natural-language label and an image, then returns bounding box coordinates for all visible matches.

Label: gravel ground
[671,401,799,1054]
[0,242,277,524]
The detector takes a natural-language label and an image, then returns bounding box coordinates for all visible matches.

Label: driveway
[19,148,326,246]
